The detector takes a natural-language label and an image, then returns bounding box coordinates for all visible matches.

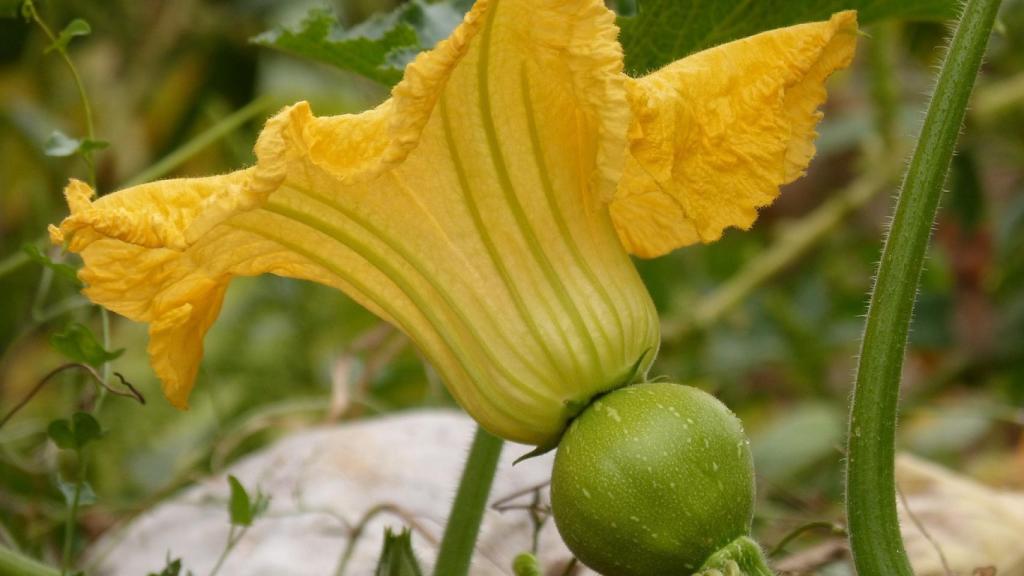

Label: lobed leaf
[251,0,469,86]
[618,0,960,74]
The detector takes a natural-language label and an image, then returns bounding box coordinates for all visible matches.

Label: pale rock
[87,411,1023,576]
[87,410,587,576]
[897,453,1024,576]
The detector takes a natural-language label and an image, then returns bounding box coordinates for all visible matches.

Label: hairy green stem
[845,1,1001,575]
[433,427,503,576]
[0,546,60,576]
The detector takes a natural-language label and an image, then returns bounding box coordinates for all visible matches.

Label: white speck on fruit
[582,488,592,498]
[605,405,622,422]
[713,461,719,471]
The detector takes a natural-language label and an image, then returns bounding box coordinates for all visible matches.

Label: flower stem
[433,426,503,576]
[0,546,60,576]
[60,458,87,575]
[845,1,1001,575]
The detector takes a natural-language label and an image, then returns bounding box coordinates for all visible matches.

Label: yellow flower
[50,0,856,446]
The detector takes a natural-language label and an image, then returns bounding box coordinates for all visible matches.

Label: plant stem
[209,524,251,576]
[61,457,87,575]
[24,0,98,187]
[0,546,60,576]
[0,251,30,280]
[674,161,900,337]
[845,1,1001,575]
[92,309,113,414]
[121,96,274,187]
[433,426,503,576]
[867,22,900,149]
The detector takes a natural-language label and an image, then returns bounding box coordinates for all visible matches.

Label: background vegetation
[1,0,1022,573]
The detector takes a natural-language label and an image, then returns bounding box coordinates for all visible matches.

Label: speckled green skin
[550,383,755,576]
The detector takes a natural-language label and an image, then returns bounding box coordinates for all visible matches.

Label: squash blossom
[50,0,856,446]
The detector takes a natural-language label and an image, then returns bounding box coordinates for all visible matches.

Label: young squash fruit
[551,382,760,576]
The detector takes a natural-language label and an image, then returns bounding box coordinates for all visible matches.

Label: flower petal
[51,0,658,446]
[610,11,859,258]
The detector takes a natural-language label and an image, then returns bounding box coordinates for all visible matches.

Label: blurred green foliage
[618,0,961,72]
[0,0,1022,572]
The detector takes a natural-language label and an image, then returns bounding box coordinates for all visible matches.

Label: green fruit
[550,383,754,576]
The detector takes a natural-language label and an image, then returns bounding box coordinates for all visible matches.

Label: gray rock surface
[87,410,583,576]
[86,410,1022,575]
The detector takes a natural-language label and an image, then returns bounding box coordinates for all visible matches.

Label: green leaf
[50,322,124,367]
[618,0,960,74]
[227,475,253,526]
[44,18,90,54]
[48,412,103,451]
[147,556,186,576]
[43,129,108,158]
[251,0,469,86]
[22,244,80,284]
[79,138,109,153]
[71,412,102,446]
[57,477,97,507]
[374,528,424,576]
[47,419,76,450]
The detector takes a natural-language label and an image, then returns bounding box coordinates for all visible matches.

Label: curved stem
[24,0,98,187]
[432,426,503,576]
[845,1,1001,575]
